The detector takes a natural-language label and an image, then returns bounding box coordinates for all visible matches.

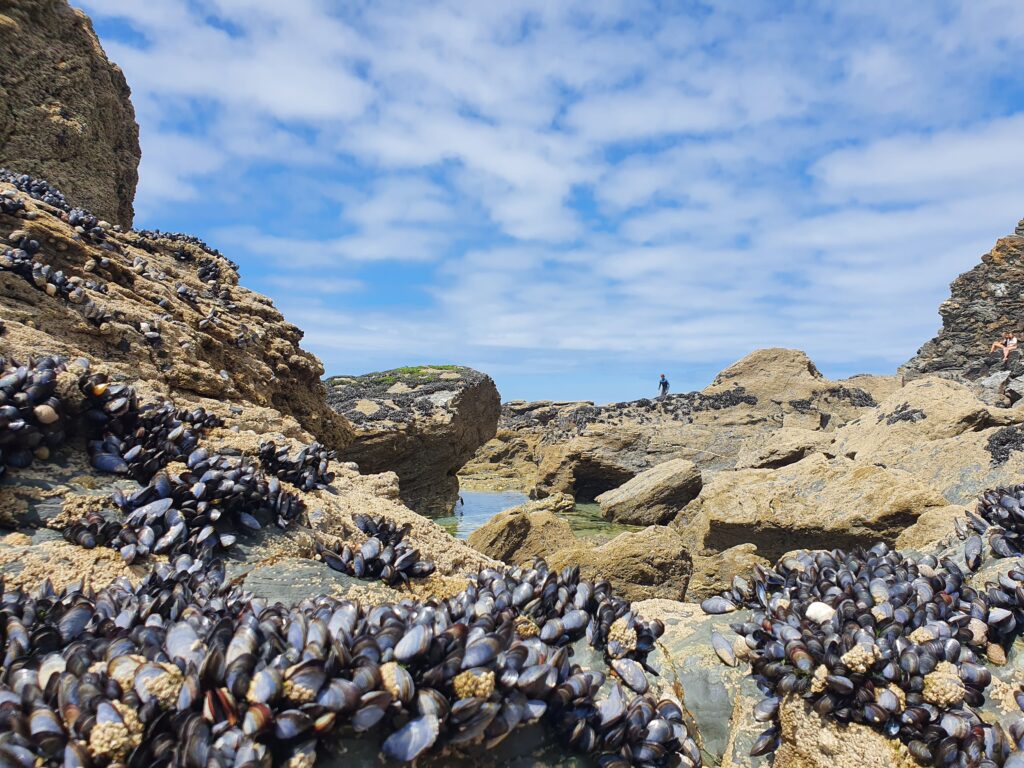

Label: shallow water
[433,490,640,543]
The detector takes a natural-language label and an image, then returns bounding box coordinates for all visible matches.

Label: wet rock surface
[0,0,140,226]
[327,366,500,514]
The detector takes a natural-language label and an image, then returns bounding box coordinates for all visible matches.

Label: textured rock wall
[0,177,352,450]
[0,0,140,226]
[903,220,1024,378]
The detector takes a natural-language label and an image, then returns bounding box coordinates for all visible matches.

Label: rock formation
[0,173,499,592]
[596,457,702,525]
[326,366,500,514]
[547,525,692,602]
[903,219,1024,382]
[0,0,140,226]
[466,492,576,564]
[462,348,897,500]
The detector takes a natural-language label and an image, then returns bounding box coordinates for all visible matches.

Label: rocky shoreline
[4,1,1024,765]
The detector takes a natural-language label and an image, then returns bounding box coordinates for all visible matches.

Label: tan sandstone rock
[688,543,770,601]
[596,458,702,526]
[466,493,576,564]
[832,377,1024,505]
[675,453,949,562]
[548,525,692,601]
[735,427,833,469]
[0,0,140,226]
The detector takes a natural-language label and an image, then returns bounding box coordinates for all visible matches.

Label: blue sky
[80,0,1024,404]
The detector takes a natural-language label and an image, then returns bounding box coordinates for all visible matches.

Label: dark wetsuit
[658,378,669,397]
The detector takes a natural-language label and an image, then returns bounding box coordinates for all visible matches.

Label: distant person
[991,332,1019,360]
[658,373,669,399]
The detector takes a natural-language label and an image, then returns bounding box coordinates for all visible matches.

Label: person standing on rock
[991,332,1019,361]
[658,374,669,399]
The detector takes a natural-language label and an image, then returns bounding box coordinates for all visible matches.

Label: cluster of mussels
[257,441,335,492]
[0,549,700,768]
[79,370,223,481]
[965,486,1024,564]
[317,515,435,588]
[1,233,110,325]
[0,169,69,210]
[0,170,112,247]
[0,189,24,215]
[65,445,305,565]
[0,356,68,480]
[702,542,1024,765]
[197,258,221,284]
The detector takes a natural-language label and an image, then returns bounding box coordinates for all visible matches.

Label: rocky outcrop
[326,367,500,515]
[466,493,576,564]
[0,180,351,449]
[0,0,140,226]
[547,525,692,602]
[831,377,1024,505]
[462,349,894,500]
[687,543,769,602]
[675,453,952,562]
[596,458,702,526]
[903,220,1024,381]
[0,172,501,593]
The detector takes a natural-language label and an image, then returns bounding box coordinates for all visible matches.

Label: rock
[688,543,770,602]
[462,349,891,499]
[326,367,500,514]
[595,458,702,525]
[676,453,949,562]
[831,377,1024,505]
[0,0,139,226]
[903,222,1024,382]
[466,493,576,564]
[548,525,692,601]
[735,428,833,469]
[771,696,920,768]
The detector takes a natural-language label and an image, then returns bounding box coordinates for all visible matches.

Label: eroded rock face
[831,377,1024,505]
[326,367,500,515]
[596,458,702,526]
[903,221,1024,381]
[462,349,892,500]
[0,181,351,449]
[675,453,949,562]
[466,493,576,564]
[0,0,140,227]
[548,525,692,602]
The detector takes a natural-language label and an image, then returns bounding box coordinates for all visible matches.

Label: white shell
[805,601,835,624]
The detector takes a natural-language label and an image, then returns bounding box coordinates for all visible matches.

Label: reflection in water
[433,490,640,543]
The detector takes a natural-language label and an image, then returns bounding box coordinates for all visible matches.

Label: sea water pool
[433,490,640,543]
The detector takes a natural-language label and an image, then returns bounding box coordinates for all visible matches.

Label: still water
[433,490,639,543]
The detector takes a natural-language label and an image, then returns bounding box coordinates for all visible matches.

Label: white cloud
[77,0,1024,399]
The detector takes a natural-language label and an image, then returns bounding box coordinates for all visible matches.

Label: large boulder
[675,453,950,562]
[466,493,576,564]
[0,0,140,226]
[596,458,702,525]
[326,367,501,515]
[903,220,1024,381]
[547,525,692,601]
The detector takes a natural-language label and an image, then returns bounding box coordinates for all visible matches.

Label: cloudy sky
[81,0,1024,403]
